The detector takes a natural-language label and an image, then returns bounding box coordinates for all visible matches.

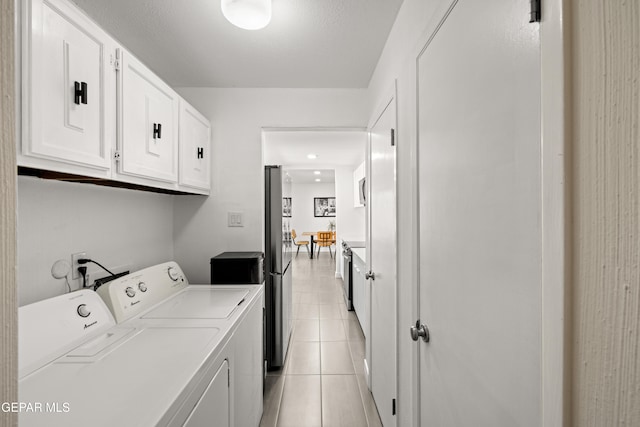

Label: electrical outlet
[71,252,86,279]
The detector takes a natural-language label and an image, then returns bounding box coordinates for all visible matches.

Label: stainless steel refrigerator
[264,165,293,370]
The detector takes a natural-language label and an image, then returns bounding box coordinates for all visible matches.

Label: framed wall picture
[282,197,292,217]
[314,197,336,217]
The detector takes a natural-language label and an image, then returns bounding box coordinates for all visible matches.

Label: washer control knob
[167,266,180,281]
[138,282,147,292]
[125,286,136,298]
[77,304,91,318]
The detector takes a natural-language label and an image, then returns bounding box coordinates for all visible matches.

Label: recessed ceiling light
[315,178,321,182]
[307,154,318,159]
[314,171,321,175]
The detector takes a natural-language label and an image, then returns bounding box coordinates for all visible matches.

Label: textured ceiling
[70,0,404,88]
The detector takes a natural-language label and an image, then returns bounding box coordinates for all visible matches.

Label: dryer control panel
[97,261,188,323]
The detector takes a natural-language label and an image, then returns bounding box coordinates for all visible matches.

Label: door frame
[1,0,18,419]
[410,0,570,425]
[539,0,570,425]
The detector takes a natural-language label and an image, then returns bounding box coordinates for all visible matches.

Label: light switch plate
[228,212,244,227]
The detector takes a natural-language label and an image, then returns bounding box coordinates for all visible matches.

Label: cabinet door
[352,256,366,338]
[118,49,179,184]
[182,359,229,427]
[232,296,264,427]
[23,0,113,176]
[179,99,211,192]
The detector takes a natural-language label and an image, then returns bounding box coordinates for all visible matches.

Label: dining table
[301,232,319,259]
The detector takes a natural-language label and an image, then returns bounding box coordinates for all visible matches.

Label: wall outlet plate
[71,252,86,280]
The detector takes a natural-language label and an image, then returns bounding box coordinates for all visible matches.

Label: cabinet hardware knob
[153,123,162,139]
[74,81,87,105]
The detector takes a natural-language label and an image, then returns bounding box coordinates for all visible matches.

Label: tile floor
[260,251,383,427]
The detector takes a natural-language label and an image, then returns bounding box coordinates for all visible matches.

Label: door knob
[365,271,375,280]
[410,320,430,342]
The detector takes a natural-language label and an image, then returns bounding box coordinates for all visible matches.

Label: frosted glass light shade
[221,0,272,30]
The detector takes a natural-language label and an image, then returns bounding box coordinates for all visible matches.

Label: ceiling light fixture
[314,171,321,175]
[307,154,317,159]
[315,178,321,182]
[221,0,272,30]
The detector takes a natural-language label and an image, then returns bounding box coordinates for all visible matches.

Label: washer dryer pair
[19,262,263,427]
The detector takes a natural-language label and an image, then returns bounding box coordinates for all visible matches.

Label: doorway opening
[261,128,381,426]
[262,128,367,277]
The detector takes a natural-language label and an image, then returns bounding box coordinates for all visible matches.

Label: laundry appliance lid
[141,287,251,319]
[20,326,222,426]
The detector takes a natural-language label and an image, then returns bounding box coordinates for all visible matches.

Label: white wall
[335,165,366,277]
[173,88,368,283]
[289,182,335,237]
[17,176,175,306]
[16,89,367,303]
[334,166,365,242]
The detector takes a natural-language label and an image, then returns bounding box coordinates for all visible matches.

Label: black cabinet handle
[197,147,204,159]
[153,123,162,139]
[74,81,87,105]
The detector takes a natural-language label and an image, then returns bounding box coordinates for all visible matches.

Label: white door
[118,49,179,183]
[369,97,397,426]
[417,0,541,425]
[179,99,211,191]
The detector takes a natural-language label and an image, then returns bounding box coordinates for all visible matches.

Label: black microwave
[210,252,264,284]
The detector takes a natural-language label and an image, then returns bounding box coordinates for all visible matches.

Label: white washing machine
[19,261,264,426]
[96,261,264,427]
[19,289,231,427]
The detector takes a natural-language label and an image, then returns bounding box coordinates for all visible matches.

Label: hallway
[260,252,382,427]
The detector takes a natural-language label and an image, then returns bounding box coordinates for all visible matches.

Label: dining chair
[316,231,333,258]
[291,229,310,257]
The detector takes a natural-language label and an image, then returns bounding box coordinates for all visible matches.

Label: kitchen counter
[343,240,366,248]
[351,247,366,264]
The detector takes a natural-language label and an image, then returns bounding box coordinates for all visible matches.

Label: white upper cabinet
[178,99,211,193]
[20,0,210,195]
[116,49,179,188]
[21,0,115,177]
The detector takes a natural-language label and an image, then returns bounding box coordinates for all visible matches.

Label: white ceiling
[263,130,367,170]
[284,169,335,184]
[70,0,404,88]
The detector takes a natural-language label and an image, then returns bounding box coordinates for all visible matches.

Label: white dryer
[96,261,264,427]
